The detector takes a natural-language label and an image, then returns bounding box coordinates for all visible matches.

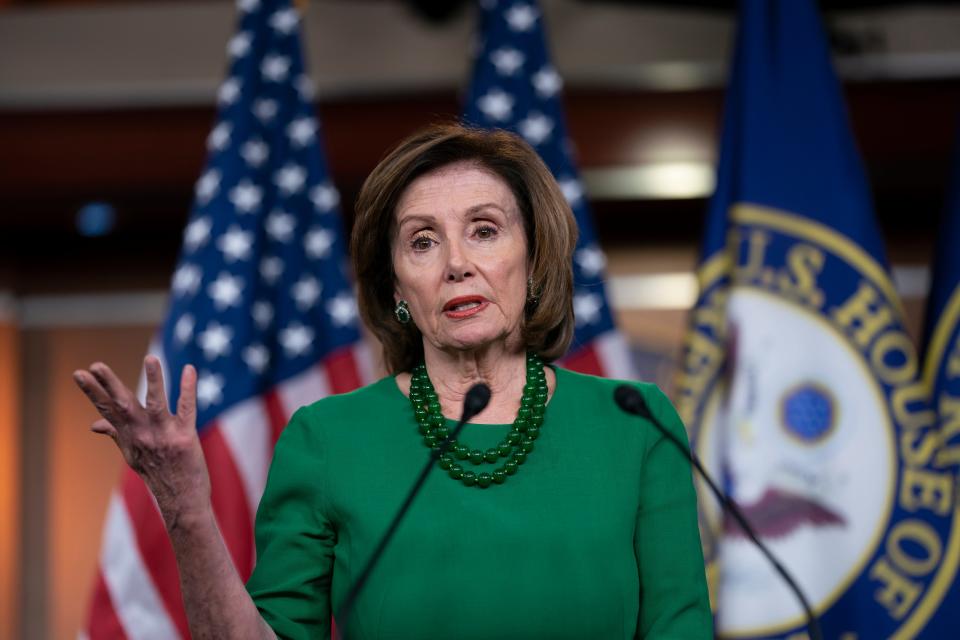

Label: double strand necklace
[408,352,547,489]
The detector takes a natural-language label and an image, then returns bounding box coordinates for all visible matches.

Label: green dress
[246,366,712,639]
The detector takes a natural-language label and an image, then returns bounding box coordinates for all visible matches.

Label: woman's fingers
[143,355,170,420]
[177,364,198,427]
[91,418,119,441]
[73,369,120,424]
[89,362,141,421]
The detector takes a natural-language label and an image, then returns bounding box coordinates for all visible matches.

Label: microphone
[613,385,823,640]
[335,383,491,639]
[460,382,492,424]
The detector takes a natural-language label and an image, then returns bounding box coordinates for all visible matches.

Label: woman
[73,124,711,639]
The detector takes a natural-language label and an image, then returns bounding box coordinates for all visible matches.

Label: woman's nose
[444,242,474,282]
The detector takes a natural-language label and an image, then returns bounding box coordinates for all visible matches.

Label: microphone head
[462,383,492,422]
[614,384,649,418]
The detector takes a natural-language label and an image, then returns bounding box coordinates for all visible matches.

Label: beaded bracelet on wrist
[407,352,547,489]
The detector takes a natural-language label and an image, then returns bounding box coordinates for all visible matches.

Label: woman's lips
[442,296,489,319]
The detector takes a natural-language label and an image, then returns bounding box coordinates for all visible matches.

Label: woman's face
[392,161,529,357]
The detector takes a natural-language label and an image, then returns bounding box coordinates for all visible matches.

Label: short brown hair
[351,123,578,374]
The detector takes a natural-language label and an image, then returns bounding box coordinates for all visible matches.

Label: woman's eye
[411,235,435,251]
[475,225,497,239]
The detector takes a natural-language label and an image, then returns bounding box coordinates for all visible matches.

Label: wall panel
[21,324,153,640]
[0,302,19,640]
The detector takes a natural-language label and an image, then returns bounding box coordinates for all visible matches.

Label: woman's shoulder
[552,366,680,426]
[552,365,663,400]
[273,376,403,459]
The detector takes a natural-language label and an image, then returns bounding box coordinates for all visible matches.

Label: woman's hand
[75,358,276,638]
[73,356,211,527]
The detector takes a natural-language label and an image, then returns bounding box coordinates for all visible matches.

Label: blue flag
[463,0,634,379]
[916,127,960,639]
[675,1,959,637]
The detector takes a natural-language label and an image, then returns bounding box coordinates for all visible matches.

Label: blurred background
[2,0,960,638]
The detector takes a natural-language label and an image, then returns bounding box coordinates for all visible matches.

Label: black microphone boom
[335,382,491,639]
[613,384,824,640]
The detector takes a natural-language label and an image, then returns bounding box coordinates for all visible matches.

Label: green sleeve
[633,384,713,638]
[246,407,334,640]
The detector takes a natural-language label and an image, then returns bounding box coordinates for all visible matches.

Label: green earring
[394,299,411,324]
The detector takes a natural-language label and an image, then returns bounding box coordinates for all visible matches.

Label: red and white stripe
[83,345,375,639]
[561,330,636,380]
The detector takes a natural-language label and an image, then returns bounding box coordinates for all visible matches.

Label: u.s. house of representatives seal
[677,204,960,639]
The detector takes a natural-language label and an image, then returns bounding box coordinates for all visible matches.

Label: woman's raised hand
[73,356,211,523]
[74,358,276,638]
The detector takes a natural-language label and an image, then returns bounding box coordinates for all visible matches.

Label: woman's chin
[436,328,515,354]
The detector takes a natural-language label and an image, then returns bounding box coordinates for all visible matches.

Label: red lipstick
[442,296,488,319]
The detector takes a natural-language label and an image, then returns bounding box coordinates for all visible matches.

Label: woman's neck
[425,344,528,424]
[394,341,557,424]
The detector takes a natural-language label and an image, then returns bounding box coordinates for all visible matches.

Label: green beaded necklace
[408,352,548,489]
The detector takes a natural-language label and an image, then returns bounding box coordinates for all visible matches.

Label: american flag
[463,0,635,378]
[83,1,372,637]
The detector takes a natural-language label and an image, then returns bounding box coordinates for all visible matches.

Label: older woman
[73,124,710,639]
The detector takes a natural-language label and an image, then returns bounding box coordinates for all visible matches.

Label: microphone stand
[614,385,824,640]
[334,383,491,639]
